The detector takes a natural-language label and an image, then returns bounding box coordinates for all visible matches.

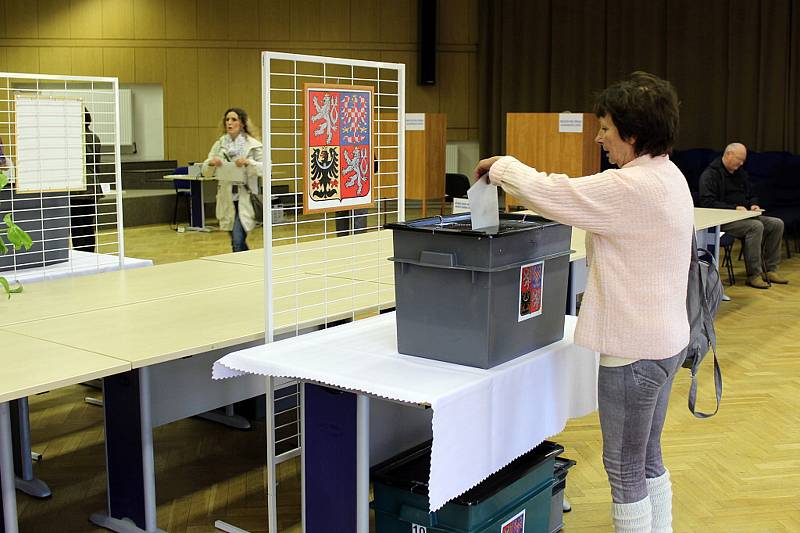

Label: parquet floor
[15,221,800,532]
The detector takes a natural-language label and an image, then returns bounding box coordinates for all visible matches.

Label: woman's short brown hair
[594,71,679,157]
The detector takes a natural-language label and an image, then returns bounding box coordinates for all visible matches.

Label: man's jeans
[721,215,784,276]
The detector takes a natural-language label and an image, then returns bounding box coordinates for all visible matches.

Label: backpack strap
[687,241,723,418]
[688,339,722,418]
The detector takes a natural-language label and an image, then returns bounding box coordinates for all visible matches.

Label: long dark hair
[221,107,259,139]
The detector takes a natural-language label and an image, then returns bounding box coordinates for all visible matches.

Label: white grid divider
[259,52,406,533]
[0,72,125,284]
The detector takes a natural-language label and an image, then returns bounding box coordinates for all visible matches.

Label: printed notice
[559,113,583,133]
[405,113,426,131]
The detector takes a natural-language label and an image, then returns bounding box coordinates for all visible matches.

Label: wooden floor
[16,223,800,532]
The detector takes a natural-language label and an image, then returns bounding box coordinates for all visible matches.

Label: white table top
[4,274,394,369]
[0,258,263,328]
[0,330,129,402]
[693,207,762,230]
[163,174,215,181]
[0,251,152,285]
[214,313,598,511]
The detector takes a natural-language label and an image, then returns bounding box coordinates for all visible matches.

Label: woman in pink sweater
[474,72,693,533]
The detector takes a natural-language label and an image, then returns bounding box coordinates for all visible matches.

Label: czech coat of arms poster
[303,83,374,214]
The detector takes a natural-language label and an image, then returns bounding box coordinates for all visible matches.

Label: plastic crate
[385,213,571,368]
[549,456,576,533]
[373,440,563,532]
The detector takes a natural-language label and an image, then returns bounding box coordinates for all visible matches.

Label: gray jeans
[598,348,687,503]
[721,215,784,276]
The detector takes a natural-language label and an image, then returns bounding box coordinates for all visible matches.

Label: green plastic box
[373,440,562,532]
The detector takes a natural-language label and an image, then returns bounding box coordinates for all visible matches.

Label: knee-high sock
[611,497,652,533]
[646,470,672,533]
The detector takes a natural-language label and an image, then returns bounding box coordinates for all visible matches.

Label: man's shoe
[765,271,788,284]
[747,275,770,289]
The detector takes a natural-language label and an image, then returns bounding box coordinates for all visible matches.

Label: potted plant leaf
[0,169,33,298]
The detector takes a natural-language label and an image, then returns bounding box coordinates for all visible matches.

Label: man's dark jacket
[698,156,759,209]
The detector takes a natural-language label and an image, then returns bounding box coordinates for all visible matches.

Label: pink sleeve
[488,156,627,235]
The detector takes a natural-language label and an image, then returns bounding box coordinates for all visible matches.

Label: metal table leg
[89,368,165,533]
[1,402,20,533]
[9,399,50,498]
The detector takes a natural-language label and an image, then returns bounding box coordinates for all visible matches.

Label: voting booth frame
[0,72,125,278]
[258,52,406,533]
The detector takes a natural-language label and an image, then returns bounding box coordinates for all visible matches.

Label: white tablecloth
[1,250,152,284]
[213,313,598,511]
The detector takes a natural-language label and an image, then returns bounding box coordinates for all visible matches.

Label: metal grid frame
[0,72,125,281]
[260,52,405,533]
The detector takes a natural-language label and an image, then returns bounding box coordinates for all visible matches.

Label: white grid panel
[258,52,405,533]
[0,72,125,284]
[262,53,405,343]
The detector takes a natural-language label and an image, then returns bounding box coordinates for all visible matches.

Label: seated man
[699,142,787,289]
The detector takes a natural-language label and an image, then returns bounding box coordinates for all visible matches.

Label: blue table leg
[1,402,19,533]
[9,398,51,498]
[190,180,204,229]
[90,368,164,533]
[304,384,358,533]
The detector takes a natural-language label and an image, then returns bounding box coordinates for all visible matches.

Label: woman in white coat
[202,107,263,252]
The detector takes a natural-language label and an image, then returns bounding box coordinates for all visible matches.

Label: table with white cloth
[213,312,598,532]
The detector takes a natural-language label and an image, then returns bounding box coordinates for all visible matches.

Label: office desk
[214,313,598,532]
[203,230,395,285]
[547,208,761,315]
[163,174,216,231]
[0,331,129,533]
[0,252,152,499]
[0,251,152,285]
[693,207,761,262]
[2,270,393,533]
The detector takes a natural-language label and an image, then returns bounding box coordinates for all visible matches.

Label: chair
[719,233,736,285]
[445,173,471,200]
[172,178,192,228]
[443,173,471,214]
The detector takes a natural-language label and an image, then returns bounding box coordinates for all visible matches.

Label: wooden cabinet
[505,113,600,210]
[405,113,447,217]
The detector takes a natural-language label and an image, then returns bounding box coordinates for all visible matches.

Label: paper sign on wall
[405,113,425,131]
[558,113,583,133]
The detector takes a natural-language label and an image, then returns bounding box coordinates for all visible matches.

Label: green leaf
[0,170,8,190]
[0,276,11,298]
[5,218,33,251]
[0,276,23,298]
[0,238,7,254]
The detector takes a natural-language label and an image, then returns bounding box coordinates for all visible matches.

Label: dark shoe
[765,271,788,284]
[747,275,770,289]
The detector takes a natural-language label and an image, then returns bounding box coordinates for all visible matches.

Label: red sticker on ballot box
[518,261,544,322]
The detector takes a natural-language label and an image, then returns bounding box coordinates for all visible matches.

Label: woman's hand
[235,158,249,168]
[473,156,503,183]
[210,157,223,167]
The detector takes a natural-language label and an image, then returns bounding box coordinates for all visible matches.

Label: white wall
[121,84,164,162]
[446,140,480,178]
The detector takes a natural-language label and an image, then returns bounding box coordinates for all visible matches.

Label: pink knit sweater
[489,154,694,359]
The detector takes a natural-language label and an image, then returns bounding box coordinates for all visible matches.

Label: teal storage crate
[373,440,562,532]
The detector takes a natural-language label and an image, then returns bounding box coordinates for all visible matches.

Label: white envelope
[467,177,499,230]
[216,161,246,183]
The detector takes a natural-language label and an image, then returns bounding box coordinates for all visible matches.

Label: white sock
[611,496,652,533]
[647,470,673,533]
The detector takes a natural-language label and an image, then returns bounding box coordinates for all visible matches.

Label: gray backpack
[683,231,723,418]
